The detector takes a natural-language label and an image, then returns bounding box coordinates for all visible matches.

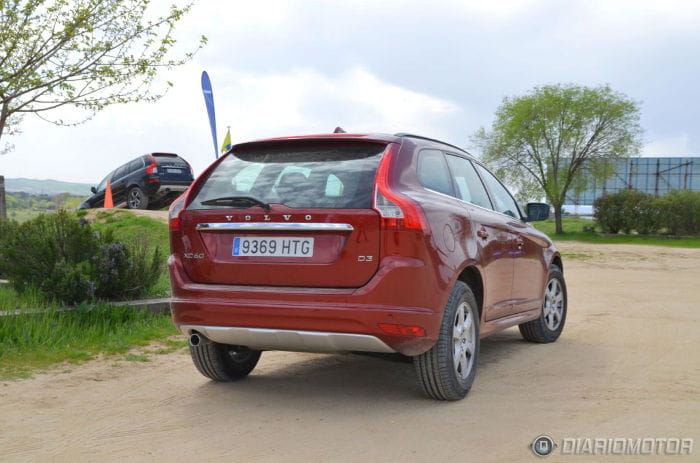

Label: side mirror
[525,202,550,222]
[91,186,97,194]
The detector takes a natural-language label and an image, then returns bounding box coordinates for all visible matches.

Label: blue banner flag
[201,71,219,159]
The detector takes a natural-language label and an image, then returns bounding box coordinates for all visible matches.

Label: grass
[0,285,57,312]
[124,353,151,362]
[5,208,43,223]
[534,217,700,248]
[559,250,594,260]
[0,209,178,379]
[0,303,177,379]
[90,209,169,254]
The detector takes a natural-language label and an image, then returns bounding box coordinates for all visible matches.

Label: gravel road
[1,242,698,462]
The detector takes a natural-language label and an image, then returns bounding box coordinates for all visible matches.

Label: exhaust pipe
[189,332,210,347]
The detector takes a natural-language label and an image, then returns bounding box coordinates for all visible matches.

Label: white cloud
[643,134,697,157]
[2,66,464,183]
[3,0,700,186]
[212,67,462,139]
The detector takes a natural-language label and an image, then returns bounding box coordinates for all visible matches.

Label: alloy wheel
[543,279,564,331]
[452,302,476,380]
[128,189,143,208]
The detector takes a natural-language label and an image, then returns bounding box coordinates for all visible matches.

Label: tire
[519,265,567,343]
[127,186,149,209]
[414,281,480,400]
[189,341,262,381]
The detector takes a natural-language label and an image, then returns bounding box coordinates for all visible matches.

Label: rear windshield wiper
[200,196,271,211]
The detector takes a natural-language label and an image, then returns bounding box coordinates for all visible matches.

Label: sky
[2,0,700,185]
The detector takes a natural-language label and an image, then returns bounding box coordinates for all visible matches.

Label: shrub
[634,195,662,235]
[594,189,660,235]
[0,219,19,278]
[93,240,163,300]
[655,190,700,235]
[594,190,629,233]
[0,210,164,304]
[594,189,700,236]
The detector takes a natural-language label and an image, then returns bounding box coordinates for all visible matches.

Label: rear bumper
[169,255,444,355]
[146,181,191,198]
[180,325,395,353]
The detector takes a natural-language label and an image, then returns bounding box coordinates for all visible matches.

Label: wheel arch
[455,264,484,322]
[551,253,563,273]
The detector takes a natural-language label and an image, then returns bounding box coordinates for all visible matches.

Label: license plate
[166,168,182,173]
[232,236,314,257]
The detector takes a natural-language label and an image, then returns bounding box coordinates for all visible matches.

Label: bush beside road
[0,209,173,379]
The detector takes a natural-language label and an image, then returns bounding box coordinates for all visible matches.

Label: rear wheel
[189,341,262,381]
[519,265,567,343]
[127,186,148,209]
[414,281,480,400]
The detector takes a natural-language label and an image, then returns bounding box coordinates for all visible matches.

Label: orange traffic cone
[104,180,114,208]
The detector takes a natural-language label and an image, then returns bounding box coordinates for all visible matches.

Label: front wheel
[519,265,567,343]
[190,341,262,381]
[414,281,480,400]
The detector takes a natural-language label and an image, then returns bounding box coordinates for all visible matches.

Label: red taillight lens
[373,144,426,230]
[146,155,158,175]
[169,193,186,231]
[378,323,426,337]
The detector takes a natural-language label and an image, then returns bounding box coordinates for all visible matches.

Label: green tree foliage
[473,84,643,234]
[0,0,205,153]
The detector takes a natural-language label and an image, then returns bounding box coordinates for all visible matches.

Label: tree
[473,84,643,234]
[0,0,205,154]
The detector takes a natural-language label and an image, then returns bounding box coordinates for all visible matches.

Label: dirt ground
[1,242,698,462]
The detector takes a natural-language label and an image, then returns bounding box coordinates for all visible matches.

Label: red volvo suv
[168,132,566,400]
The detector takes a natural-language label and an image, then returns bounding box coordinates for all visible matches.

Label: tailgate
[180,207,380,287]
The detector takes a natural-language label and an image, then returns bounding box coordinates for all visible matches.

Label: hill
[4,177,92,196]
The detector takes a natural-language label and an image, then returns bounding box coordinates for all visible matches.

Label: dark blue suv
[79,153,194,210]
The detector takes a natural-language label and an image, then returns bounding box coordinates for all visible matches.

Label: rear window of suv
[154,154,188,167]
[189,142,386,209]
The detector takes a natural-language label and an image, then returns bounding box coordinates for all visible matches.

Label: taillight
[169,193,186,231]
[373,144,426,230]
[146,155,158,175]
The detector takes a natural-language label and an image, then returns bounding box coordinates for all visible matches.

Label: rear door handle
[477,228,489,239]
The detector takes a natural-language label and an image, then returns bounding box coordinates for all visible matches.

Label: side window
[417,149,453,196]
[474,163,521,218]
[128,159,144,174]
[445,155,492,209]
[113,165,128,181]
[97,172,113,192]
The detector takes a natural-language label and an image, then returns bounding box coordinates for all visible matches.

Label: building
[565,156,700,206]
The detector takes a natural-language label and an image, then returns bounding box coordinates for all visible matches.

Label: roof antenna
[333,126,346,133]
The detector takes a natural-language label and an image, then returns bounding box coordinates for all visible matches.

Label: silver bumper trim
[195,222,354,232]
[179,325,395,353]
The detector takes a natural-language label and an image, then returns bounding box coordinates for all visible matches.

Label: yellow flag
[221,127,232,153]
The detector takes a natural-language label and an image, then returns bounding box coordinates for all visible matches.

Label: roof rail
[393,133,471,155]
